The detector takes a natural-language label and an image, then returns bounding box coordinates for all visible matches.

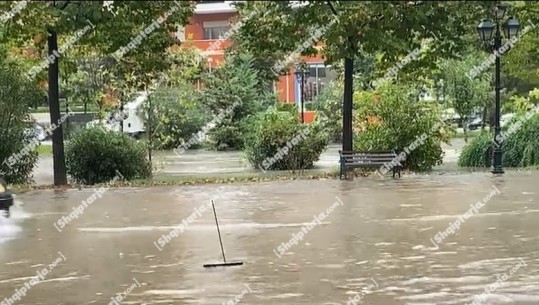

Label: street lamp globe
[495,5,507,21]
[503,16,520,39]
[477,19,495,42]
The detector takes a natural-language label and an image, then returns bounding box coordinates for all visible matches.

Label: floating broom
[203,199,243,268]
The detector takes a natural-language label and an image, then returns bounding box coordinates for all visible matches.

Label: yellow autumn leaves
[353,93,383,133]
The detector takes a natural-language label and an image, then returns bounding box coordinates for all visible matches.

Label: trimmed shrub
[244,107,329,170]
[353,83,450,172]
[66,127,151,184]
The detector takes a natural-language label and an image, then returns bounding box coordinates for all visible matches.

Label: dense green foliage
[457,132,493,168]
[200,53,276,150]
[149,84,209,150]
[244,107,329,171]
[0,50,43,184]
[66,127,151,185]
[458,113,539,168]
[0,1,195,87]
[353,83,450,172]
[2,0,539,183]
[232,1,494,81]
[441,53,491,140]
[502,113,539,167]
[312,80,343,143]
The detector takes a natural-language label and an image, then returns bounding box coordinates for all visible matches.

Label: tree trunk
[47,29,67,185]
[342,57,354,152]
[461,117,468,143]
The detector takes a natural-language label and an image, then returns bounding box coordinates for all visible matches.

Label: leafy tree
[231,0,496,152]
[232,1,494,79]
[62,54,116,115]
[148,82,210,150]
[166,46,206,85]
[312,79,343,143]
[0,46,43,184]
[508,1,539,87]
[200,52,277,150]
[441,54,491,142]
[353,82,450,172]
[1,1,194,88]
[0,0,195,184]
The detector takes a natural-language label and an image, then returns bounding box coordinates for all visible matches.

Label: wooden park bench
[339,150,402,180]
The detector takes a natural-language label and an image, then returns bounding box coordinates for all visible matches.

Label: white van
[86,92,148,138]
[121,92,147,138]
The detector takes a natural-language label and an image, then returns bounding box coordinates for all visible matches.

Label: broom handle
[211,200,227,263]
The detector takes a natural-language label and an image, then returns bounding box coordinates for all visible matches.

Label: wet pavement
[1,170,539,304]
[33,139,466,185]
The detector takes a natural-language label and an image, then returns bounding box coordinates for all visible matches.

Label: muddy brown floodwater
[1,171,539,304]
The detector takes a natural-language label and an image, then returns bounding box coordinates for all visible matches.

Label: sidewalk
[32,140,465,185]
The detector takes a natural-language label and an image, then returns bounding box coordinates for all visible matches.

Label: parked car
[441,108,461,126]
[467,117,483,130]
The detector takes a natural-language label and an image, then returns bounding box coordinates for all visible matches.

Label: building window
[203,26,230,40]
[304,65,336,101]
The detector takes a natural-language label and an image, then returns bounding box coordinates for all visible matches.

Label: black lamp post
[476,5,520,175]
[295,69,310,123]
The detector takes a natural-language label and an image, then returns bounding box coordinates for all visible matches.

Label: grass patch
[11,168,342,192]
[36,144,52,155]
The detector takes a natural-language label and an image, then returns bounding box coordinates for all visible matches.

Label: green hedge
[458,114,539,168]
[66,127,151,184]
[457,132,492,167]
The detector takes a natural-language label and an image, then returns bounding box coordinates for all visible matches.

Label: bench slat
[339,150,402,179]
[342,155,397,159]
[346,163,387,167]
[343,159,395,163]
[341,155,397,158]
[342,159,397,162]
[341,155,397,159]
[340,150,395,154]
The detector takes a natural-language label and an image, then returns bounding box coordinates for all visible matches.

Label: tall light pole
[476,5,520,175]
[295,68,310,123]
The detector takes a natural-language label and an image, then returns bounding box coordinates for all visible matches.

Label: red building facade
[178,1,336,122]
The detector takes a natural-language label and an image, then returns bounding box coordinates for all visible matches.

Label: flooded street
[1,171,539,304]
